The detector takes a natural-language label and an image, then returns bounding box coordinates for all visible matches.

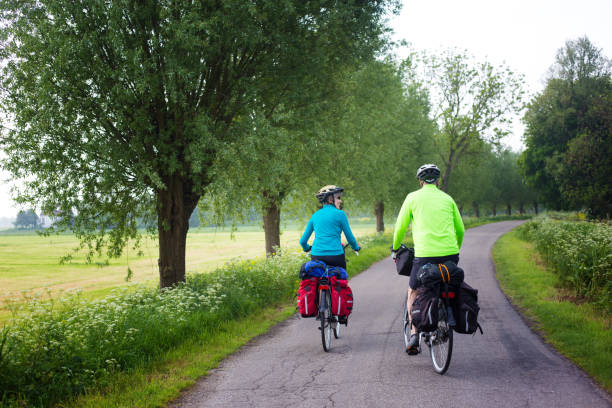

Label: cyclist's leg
[406,287,419,335]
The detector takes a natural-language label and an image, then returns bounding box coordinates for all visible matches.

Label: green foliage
[0,232,391,407]
[517,215,612,312]
[520,37,612,218]
[13,209,39,230]
[493,229,611,392]
[417,49,525,192]
[0,0,399,285]
[332,57,435,220]
[448,147,537,216]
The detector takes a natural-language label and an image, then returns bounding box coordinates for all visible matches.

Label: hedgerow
[517,214,612,312]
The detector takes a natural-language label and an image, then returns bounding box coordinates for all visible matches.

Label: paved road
[171,221,611,408]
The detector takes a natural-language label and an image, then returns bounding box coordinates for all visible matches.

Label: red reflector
[441,292,456,299]
[319,285,329,290]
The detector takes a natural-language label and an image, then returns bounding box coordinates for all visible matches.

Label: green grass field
[0,224,378,318]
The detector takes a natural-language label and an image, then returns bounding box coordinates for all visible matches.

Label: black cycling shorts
[310,254,346,269]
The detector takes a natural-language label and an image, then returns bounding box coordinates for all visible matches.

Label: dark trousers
[311,254,346,269]
[409,254,459,289]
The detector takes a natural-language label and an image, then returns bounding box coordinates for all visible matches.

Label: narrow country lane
[170,221,611,408]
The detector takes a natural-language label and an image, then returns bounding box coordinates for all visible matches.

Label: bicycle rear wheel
[429,298,453,374]
[320,290,332,351]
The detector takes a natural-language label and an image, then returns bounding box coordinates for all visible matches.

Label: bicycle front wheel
[320,290,332,352]
[402,293,411,351]
[333,317,341,338]
[429,298,453,374]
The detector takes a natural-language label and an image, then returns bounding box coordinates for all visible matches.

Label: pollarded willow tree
[0,0,398,287]
[333,57,434,232]
[420,49,525,192]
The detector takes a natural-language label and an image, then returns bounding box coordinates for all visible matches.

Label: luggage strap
[438,264,450,283]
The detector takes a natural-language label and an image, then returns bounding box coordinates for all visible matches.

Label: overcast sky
[1,0,611,218]
[388,0,612,149]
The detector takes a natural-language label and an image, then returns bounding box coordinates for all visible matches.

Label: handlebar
[342,242,359,256]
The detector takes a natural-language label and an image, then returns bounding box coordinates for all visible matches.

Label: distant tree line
[14,209,40,230]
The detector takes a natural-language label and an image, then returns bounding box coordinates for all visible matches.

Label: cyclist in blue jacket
[300,185,360,268]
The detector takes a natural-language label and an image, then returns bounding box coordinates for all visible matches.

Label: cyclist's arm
[299,219,314,252]
[392,196,412,251]
[452,201,465,249]
[339,212,360,251]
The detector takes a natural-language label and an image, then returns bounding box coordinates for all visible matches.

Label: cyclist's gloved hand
[391,247,398,263]
[304,245,311,253]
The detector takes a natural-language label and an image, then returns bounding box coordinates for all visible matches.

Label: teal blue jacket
[300,205,360,256]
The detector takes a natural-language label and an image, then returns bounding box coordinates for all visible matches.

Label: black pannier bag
[417,261,464,288]
[395,244,415,276]
[452,281,483,335]
[410,285,439,332]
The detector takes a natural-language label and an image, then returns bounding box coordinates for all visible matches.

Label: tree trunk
[374,201,384,233]
[441,165,452,192]
[506,204,512,215]
[472,201,479,218]
[262,191,281,257]
[534,201,539,215]
[157,175,199,289]
[519,203,525,214]
[492,204,497,216]
[459,205,463,215]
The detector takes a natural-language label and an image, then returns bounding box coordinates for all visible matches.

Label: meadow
[0,222,379,319]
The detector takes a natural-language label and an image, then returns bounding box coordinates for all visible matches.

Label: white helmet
[416,164,440,183]
[315,185,343,203]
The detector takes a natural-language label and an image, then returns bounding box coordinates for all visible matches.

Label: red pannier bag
[330,276,353,317]
[297,277,318,317]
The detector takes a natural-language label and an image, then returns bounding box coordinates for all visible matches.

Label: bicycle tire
[429,298,453,374]
[320,290,332,352]
[333,316,341,338]
[402,293,411,351]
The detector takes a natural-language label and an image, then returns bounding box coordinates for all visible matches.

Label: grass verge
[492,228,612,392]
[63,304,296,408]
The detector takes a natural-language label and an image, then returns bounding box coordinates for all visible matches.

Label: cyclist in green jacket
[391,164,464,354]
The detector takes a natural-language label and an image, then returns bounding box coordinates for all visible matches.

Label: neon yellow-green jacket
[392,184,464,257]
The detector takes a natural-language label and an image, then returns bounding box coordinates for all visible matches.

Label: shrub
[0,234,394,407]
[517,214,612,311]
[0,249,308,407]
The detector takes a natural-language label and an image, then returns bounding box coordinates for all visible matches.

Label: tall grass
[517,214,612,312]
[0,233,391,407]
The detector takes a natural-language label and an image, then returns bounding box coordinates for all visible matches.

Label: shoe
[338,316,348,326]
[406,333,419,355]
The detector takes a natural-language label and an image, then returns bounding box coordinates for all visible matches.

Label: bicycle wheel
[429,298,453,374]
[402,293,411,351]
[333,317,341,338]
[320,290,332,352]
